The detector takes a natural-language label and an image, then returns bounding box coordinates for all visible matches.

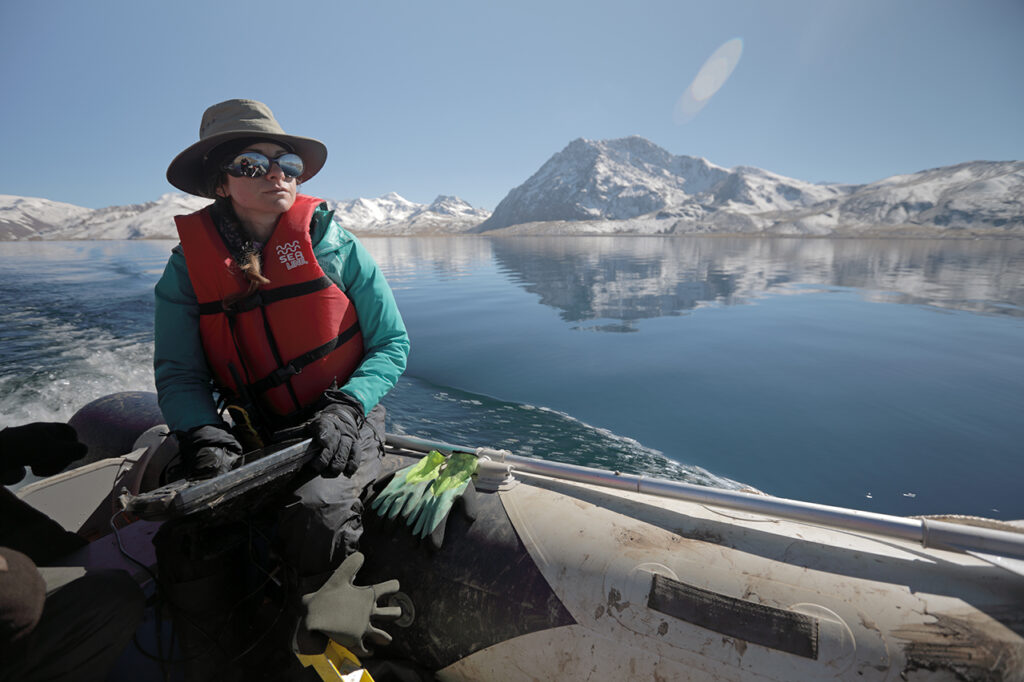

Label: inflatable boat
[15,392,1024,680]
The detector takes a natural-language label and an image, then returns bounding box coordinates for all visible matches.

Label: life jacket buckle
[222,291,264,315]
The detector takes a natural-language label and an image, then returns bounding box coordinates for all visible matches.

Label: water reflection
[364,236,495,288]
[368,236,1024,325]
[490,238,746,325]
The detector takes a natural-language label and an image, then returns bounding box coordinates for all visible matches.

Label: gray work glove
[297,552,402,656]
[307,394,364,478]
[177,424,242,480]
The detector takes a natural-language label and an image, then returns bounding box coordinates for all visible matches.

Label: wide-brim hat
[166,99,328,198]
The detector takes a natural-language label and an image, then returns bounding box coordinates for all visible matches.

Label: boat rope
[911,514,1024,534]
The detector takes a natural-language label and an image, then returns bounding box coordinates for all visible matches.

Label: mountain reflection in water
[473,237,1024,324]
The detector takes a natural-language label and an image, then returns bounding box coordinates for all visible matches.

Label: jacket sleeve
[312,208,410,415]
[153,246,223,432]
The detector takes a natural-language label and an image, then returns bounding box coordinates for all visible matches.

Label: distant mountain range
[0,192,488,240]
[2,137,1021,240]
[475,137,1024,236]
[326,193,489,235]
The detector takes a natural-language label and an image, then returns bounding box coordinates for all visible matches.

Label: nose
[265,161,286,179]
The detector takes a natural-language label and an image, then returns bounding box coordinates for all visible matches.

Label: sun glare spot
[674,38,744,124]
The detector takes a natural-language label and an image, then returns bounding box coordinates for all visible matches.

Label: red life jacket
[176,194,364,421]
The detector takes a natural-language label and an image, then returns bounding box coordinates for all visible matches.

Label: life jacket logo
[276,241,307,271]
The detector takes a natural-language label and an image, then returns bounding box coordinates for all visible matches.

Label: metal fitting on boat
[474,455,516,492]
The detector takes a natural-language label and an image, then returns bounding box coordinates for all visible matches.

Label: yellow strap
[295,640,375,682]
[226,404,264,451]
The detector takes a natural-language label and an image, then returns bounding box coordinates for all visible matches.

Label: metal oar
[384,433,1024,564]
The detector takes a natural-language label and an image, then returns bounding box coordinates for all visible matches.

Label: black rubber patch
[648,573,819,659]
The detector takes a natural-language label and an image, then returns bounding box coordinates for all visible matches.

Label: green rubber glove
[409,452,479,539]
[370,450,446,521]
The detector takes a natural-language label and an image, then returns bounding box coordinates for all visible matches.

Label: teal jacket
[153,203,409,433]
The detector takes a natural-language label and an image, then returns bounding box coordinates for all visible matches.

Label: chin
[270,196,297,212]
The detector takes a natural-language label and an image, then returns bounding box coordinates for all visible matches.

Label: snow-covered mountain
[475,137,1023,236]
[822,162,1024,234]
[477,137,847,232]
[327,192,490,234]
[0,195,95,240]
[0,193,213,240]
[0,192,489,240]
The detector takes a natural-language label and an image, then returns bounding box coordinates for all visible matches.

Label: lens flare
[674,38,743,124]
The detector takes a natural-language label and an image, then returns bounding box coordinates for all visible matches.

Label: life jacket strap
[246,321,362,395]
[198,276,334,315]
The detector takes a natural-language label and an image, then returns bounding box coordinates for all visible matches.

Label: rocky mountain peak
[476,137,735,231]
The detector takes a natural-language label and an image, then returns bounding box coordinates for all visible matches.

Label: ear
[215,183,230,198]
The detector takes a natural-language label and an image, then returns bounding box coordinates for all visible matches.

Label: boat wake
[385,375,747,490]
[0,319,155,425]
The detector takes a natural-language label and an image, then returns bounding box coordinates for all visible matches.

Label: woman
[154,99,409,676]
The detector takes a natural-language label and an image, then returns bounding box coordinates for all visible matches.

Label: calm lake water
[1,236,1022,519]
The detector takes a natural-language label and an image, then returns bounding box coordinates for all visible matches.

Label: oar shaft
[384,433,1024,560]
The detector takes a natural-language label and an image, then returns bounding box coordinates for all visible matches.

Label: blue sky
[2,0,1022,210]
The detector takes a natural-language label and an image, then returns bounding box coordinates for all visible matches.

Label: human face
[216,141,298,229]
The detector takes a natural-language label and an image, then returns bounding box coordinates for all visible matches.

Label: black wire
[109,512,172,680]
[109,511,160,585]
[110,509,307,677]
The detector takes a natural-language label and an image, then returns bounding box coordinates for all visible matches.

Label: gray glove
[298,552,402,656]
[177,424,242,480]
[307,395,364,478]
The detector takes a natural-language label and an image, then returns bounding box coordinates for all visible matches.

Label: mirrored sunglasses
[222,151,304,179]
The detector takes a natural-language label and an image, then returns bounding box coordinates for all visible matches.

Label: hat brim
[166,131,328,198]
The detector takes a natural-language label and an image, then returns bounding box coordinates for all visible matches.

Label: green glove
[409,452,479,539]
[370,450,445,521]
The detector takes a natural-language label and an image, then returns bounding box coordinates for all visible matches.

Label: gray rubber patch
[648,573,819,659]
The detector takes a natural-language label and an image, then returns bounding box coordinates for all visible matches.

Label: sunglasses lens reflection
[231,152,270,177]
[276,153,304,178]
[225,152,304,179]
